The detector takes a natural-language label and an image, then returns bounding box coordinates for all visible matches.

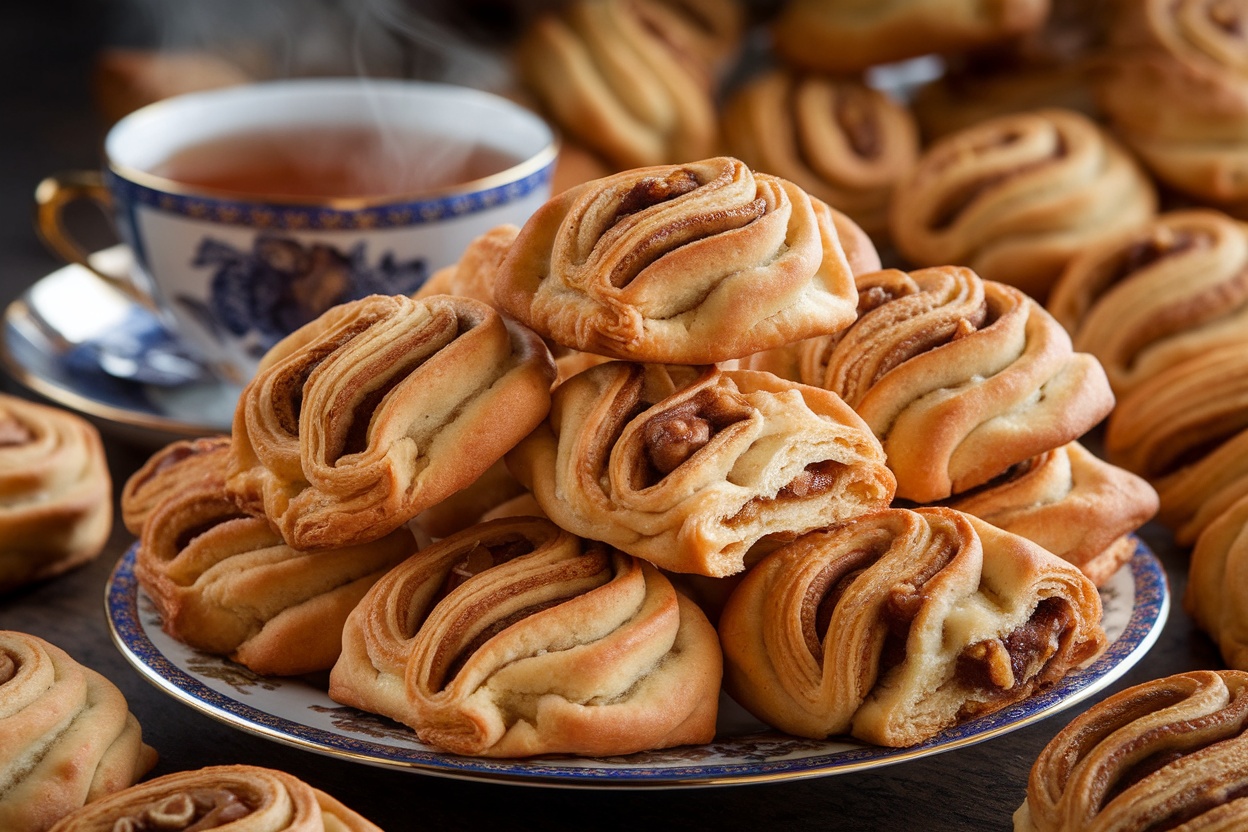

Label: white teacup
[37,78,557,385]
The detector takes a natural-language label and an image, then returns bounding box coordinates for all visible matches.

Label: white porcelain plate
[107,538,1168,789]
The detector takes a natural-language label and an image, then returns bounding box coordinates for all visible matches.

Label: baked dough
[718,507,1105,747]
[721,69,919,236]
[506,362,895,577]
[1015,670,1248,831]
[329,515,722,757]
[494,156,861,364]
[1048,209,1248,397]
[1096,0,1248,214]
[942,442,1158,587]
[1106,343,1248,545]
[889,108,1157,301]
[412,224,518,306]
[770,0,1050,74]
[514,0,718,169]
[47,764,380,831]
[0,630,156,832]
[227,293,555,550]
[0,394,112,592]
[138,450,415,675]
[1186,495,1248,671]
[120,435,230,535]
[798,266,1115,503]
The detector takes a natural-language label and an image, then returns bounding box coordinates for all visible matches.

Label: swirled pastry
[0,394,112,593]
[889,108,1157,301]
[1014,670,1248,831]
[227,293,555,550]
[1047,209,1248,398]
[797,266,1115,503]
[719,507,1105,747]
[138,450,416,675]
[942,442,1158,587]
[721,69,919,236]
[1106,344,1248,545]
[1186,495,1248,671]
[47,765,380,832]
[411,224,606,386]
[0,631,155,832]
[770,0,1050,74]
[514,0,717,170]
[494,157,861,364]
[1096,0,1248,213]
[120,435,230,535]
[506,362,895,577]
[329,516,721,757]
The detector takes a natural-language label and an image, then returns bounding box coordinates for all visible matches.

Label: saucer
[0,246,240,447]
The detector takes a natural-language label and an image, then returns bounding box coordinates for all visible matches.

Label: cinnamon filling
[835,86,881,158]
[803,546,882,660]
[0,415,31,446]
[612,169,701,224]
[928,133,1066,231]
[955,598,1072,695]
[724,460,845,527]
[0,652,15,685]
[1101,227,1206,291]
[110,789,252,831]
[868,300,990,387]
[439,536,539,598]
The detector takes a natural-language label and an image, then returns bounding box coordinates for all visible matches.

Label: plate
[107,536,1168,788]
[0,246,239,446]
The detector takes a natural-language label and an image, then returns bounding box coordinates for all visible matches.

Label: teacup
[37,78,558,385]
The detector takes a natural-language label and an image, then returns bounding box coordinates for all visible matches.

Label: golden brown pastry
[718,507,1105,747]
[1014,669,1248,831]
[942,442,1158,586]
[770,0,1051,74]
[1186,495,1248,671]
[1096,0,1248,215]
[47,764,380,832]
[0,394,112,593]
[120,435,230,536]
[1106,344,1248,546]
[648,0,745,74]
[494,157,861,364]
[0,631,156,832]
[411,224,606,387]
[737,207,882,383]
[514,0,718,170]
[889,108,1157,301]
[137,450,416,676]
[1047,209,1248,398]
[721,68,919,237]
[329,516,722,757]
[227,293,555,550]
[412,224,519,305]
[911,0,1109,141]
[506,362,895,577]
[798,266,1115,503]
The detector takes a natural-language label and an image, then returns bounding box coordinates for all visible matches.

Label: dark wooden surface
[0,6,1225,830]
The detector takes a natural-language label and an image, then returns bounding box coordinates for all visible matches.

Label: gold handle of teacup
[35,171,161,314]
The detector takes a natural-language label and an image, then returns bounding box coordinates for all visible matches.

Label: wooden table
[0,6,1223,829]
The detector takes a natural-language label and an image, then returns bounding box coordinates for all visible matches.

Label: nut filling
[955,597,1072,696]
[638,390,753,486]
[110,789,253,831]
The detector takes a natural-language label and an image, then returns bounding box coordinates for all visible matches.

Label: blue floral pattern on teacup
[183,235,427,354]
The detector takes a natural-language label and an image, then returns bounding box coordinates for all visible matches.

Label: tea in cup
[37,78,558,385]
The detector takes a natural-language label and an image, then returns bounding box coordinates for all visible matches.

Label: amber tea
[147,125,521,199]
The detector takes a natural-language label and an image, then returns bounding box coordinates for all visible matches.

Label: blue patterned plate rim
[106,537,1168,789]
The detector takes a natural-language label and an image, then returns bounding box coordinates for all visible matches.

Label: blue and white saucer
[0,246,240,447]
